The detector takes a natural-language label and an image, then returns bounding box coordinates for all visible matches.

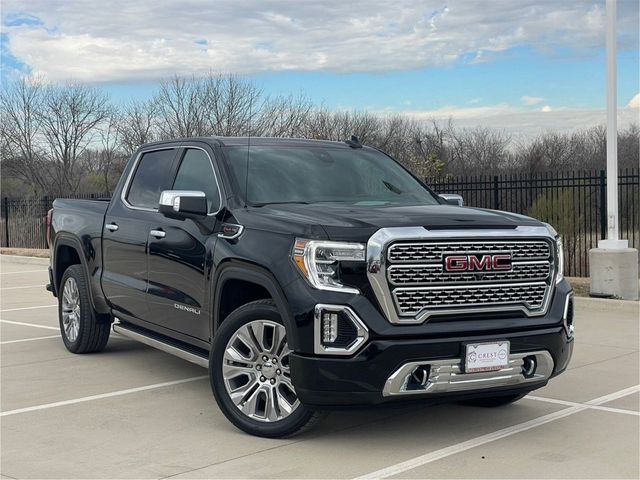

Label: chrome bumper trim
[382,350,554,397]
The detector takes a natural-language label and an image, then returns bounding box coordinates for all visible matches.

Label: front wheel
[210,300,321,437]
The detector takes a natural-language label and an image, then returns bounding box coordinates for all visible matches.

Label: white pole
[605,0,619,243]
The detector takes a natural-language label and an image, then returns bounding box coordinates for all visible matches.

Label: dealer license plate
[465,341,510,373]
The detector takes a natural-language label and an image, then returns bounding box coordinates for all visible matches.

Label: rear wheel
[210,300,321,437]
[58,265,110,353]
[460,393,527,407]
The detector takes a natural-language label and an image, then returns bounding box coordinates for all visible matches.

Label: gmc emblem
[444,253,512,272]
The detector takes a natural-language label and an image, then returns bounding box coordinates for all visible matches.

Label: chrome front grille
[366,227,557,324]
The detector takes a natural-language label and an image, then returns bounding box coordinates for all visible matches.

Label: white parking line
[0,376,208,417]
[355,385,640,479]
[1,335,60,345]
[0,319,59,330]
[0,304,57,312]
[0,270,48,275]
[1,284,45,290]
[527,394,639,416]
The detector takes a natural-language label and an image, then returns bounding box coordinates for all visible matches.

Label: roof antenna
[244,96,253,208]
[345,135,362,148]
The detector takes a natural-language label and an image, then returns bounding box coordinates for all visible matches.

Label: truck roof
[140,136,364,150]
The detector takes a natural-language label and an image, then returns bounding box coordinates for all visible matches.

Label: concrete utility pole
[589,0,639,299]
[603,0,622,247]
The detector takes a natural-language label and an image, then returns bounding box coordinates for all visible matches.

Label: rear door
[146,145,223,341]
[101,147,180,320]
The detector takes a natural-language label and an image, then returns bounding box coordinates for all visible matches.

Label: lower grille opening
[522,355,537,378]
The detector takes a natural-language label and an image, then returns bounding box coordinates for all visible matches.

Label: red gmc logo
[444,254,512,272]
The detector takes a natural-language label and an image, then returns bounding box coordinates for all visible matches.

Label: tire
[210,299,321,438]
[58,265,111,353]
[459,393,527,408]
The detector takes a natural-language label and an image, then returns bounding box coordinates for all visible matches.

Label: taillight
[46,209,53,247]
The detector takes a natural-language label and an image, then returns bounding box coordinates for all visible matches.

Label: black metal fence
[428,169,639,277]
[1,169,638,276]
[0,193,110,252]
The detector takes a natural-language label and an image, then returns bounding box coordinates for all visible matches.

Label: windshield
[222,145,439,206]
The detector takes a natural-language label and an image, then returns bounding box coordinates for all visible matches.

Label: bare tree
[118,99,158,152]
[155,75,207,138]
[202,74,262,136]
[0,77,50,194]
[38,83,111,194]
[256,93,313,137]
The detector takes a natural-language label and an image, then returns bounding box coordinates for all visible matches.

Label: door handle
[105,223,119,232]
[150,229,166,239]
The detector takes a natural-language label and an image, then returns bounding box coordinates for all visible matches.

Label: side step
[112,321,209,369]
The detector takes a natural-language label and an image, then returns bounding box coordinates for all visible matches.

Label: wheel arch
[212,260,297,350]
[53,233,110,316]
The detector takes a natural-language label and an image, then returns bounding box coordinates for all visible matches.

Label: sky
[1,0,639,136]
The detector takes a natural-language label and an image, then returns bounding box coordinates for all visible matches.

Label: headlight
[543,223,564,284]
[292,239,365,293]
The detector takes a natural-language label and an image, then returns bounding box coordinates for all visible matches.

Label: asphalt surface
[1,255,638,479]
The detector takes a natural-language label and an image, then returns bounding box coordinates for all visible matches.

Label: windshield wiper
[251,201,311,207]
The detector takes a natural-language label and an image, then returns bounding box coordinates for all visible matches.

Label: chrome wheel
[61,277,81,342]
[222,320,299,422]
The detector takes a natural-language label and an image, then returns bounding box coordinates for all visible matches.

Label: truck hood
[240,203,543,242]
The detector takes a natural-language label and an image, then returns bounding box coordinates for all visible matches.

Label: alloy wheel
[61,277,81,342]
[222,320,299,422]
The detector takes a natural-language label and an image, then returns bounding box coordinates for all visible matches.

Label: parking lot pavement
[1,255,638,479]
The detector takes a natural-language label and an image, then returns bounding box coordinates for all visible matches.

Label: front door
[146,146,223,341]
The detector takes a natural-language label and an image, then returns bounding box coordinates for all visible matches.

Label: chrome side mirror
[159,190,207,218]
[439,194,464,206]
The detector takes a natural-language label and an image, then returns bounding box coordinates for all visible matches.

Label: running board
[112,321,209,369]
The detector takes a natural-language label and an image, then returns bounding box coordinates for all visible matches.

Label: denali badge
[174,303,201,315]
[444,253,512,272]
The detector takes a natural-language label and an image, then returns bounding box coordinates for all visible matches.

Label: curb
[0,254,50,266]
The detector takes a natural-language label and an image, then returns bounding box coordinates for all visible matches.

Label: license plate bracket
[465,341,510,373]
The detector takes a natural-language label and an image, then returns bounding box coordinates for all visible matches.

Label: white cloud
[1,0,638,82]
[627,93,640,108]
[521,95,544,105]
[382,103,640,138]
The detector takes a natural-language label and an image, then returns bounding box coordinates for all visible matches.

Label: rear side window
[172,149,221,213]
[126,149,176,209]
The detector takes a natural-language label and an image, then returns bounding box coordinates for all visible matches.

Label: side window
[126,149,176,209]
[172,149,221,213]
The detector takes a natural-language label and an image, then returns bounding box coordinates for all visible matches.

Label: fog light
[322,312,338,343]
[314,304,369,355]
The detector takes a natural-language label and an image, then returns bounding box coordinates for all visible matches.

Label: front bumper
[290,326,573,408]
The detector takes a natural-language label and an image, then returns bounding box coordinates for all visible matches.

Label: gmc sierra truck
[47,136,574,437]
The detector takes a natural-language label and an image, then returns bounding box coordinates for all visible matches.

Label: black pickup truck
[47,137,574,437]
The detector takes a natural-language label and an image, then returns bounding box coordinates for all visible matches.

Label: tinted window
[127,149,176,209]
[172,149,220,213]
[223,146,438,206]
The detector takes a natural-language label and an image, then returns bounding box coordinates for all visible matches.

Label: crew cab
[47,137,574,437]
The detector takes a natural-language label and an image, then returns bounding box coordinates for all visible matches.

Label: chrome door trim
[149,230,166,239]
[120,145,224,216]
[366,226,557,325]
